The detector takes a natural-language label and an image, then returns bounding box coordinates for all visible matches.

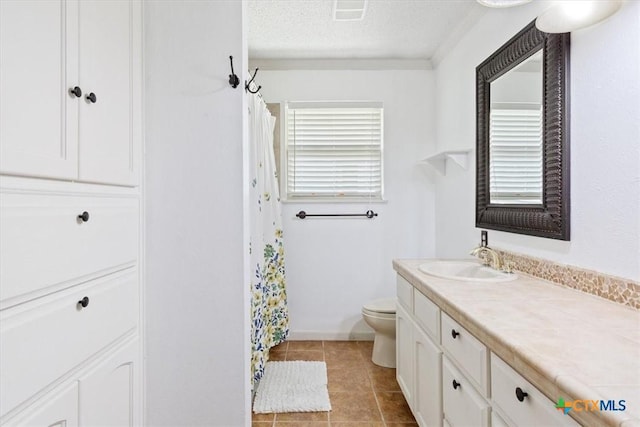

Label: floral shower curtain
[249,93,289,387]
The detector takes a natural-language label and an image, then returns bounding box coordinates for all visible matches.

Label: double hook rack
[228,56,262,94]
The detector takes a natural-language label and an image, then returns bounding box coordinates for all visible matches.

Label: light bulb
[536,0,623,33]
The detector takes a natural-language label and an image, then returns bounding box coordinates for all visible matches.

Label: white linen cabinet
[0,0,141,186]
[0,0,143,425]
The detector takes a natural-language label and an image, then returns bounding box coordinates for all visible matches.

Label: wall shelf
[421,150,472,175]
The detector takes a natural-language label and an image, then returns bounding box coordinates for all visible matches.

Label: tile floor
[252,340,417,427]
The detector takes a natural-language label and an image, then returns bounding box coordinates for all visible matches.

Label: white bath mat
[253,361,331,413]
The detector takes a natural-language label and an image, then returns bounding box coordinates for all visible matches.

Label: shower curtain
[249,93,289,386]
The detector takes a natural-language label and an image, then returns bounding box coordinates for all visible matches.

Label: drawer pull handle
[69,86,82,98]
[515,387,528,402]
[86,92,97,103]
[452,379,461,390]
[78,296,90,308]
[451,329,460,339]
[78,211,90,222]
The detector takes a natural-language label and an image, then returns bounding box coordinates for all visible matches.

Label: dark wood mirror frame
[476,21,570,240]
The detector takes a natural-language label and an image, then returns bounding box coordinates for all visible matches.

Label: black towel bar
[296,210,378,219]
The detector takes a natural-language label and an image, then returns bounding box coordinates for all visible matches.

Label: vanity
[393,259,640,427]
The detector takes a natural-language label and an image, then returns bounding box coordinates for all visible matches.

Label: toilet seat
[362,298,396,314]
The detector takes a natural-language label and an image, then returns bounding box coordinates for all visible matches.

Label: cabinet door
[79,338,138,426]
[78,0,141,186]
[4,382,78,427]
[442,357,490,427]
[414,326,443,427]
[0,0,79,180]
[396,303,414,408]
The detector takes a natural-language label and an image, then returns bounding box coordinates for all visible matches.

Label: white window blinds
[285,102,383,200]
[489,108,543,204]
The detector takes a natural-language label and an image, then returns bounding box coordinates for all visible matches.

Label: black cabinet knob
[69,86,82,98]
[515,387,528,402]
[451,329,460,339]
[78,211,90,222]
[86,92,97,103]
[78,296,90,308]
[452,379,461,390]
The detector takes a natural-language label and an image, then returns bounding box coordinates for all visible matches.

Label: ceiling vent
[333,0,368,21]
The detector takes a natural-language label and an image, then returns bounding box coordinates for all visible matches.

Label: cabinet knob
[78,211,89,222]
[515,387,528,402]
[78,211,90,222]
[86,92,97,103]
[452,379,461,390]
[451,329,460,339]
[78,296,90,308]
[69,86,82,98]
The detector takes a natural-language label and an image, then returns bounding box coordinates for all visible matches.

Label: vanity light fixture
[476,0,533,8]
[535,0,623,33]
[333,0,368,21]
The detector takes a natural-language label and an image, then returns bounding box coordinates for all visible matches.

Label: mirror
[476,21,570,240]
[489,50,542,205]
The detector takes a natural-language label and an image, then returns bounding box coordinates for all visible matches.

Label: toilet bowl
[361,298,396,368]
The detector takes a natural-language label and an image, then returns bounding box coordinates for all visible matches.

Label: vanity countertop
[393,259,640,427]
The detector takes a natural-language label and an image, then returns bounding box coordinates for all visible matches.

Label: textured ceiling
[248,0,486,60]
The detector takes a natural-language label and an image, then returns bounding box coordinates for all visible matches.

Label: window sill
[281,198,388,204]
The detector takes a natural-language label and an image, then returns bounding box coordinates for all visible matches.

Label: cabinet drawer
[396,275,413,311]
[0,269,138,416]
[443,357,490,427]
[0,192,138,303]
[491,354,579,427]
[414,289,440,342]
[441,312,488,396]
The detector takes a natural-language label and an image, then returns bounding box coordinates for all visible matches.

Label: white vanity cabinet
[396,275,443,427]
[0,0,142,187]
[396,272,579,427]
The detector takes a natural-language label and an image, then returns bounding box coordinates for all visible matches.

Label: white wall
[258,69,436,339]
[144,1,250,425]
[435,2,640,281]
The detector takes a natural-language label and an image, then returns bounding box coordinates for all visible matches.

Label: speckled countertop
[393,259,640,427]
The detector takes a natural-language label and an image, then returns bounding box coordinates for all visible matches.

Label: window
[489,106,543,204]
[283,101,383,201]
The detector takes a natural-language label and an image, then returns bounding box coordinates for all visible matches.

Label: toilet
[361,298,396,368]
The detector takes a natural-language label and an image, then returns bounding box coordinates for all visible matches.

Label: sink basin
[418,260,517,282]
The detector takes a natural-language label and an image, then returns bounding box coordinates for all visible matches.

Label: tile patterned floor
[252,340,417,427]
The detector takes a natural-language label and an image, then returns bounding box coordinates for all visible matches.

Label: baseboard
[288,331,375,341]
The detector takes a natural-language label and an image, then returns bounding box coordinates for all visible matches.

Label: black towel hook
[228,56,239,89]
[245,68,262,94]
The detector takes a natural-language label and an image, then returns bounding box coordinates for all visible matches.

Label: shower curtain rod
[295,210,378,219]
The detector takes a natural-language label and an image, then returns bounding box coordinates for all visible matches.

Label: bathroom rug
[252,361,331,413]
